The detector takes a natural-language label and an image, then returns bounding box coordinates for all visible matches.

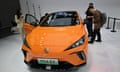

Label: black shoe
[88,41,94,44]
[88,35,91,37]
[95,40,102,42]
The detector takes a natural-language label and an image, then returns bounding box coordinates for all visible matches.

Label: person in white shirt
[15,9,25,41]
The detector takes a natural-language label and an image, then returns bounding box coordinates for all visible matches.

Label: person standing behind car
[88,8,102,43]
[39,13,48,24]
[15,9,25,41]
[85,3,94,37]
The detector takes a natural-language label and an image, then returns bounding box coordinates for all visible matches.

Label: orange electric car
[22,11,88,70]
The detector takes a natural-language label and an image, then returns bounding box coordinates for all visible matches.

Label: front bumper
[22,47,87,67]
[23,51,86,70]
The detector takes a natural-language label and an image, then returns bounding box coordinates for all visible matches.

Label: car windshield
[40,11,80,27]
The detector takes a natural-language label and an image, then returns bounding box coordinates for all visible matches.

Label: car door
[24,14,39,35]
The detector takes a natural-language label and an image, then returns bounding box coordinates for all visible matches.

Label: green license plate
[37,58,59,65]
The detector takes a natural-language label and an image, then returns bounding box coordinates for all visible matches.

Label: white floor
[0,28,120,72]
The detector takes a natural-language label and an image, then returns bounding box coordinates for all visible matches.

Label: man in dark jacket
[39,13,48,24]
[89,8,102,43]
[85,3,94,37]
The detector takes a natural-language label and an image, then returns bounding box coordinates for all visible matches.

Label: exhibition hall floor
[0,28,120,72]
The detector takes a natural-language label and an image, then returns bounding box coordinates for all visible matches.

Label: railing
[106,17,120,32]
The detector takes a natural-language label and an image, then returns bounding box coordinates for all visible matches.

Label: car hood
[27,25,86,53]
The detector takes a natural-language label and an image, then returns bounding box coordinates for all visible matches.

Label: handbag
[84,19,89,24]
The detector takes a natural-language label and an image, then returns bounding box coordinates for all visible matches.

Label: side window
[25,14,39,26]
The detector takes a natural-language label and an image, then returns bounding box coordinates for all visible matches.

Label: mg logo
[44,48,49,54]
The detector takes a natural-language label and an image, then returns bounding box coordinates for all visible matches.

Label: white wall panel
[19,0,120,19]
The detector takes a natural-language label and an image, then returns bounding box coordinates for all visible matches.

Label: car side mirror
[76,19,80,24]
[31,19,39,26]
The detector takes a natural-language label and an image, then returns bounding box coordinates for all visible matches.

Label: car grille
[27,60,74,70]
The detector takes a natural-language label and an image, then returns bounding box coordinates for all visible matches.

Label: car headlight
[24,38,30,49]
[65,35,85,51]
